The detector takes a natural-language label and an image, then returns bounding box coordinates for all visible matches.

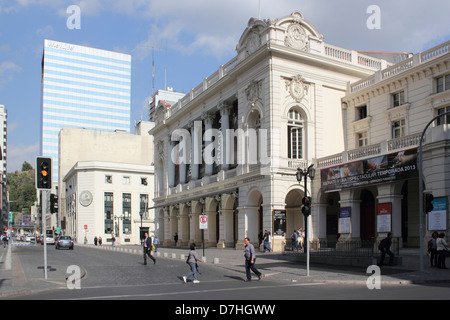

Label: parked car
[56,236,74,250]
[41,235,55,245]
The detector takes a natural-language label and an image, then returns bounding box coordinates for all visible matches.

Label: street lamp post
[296,164,315,277]
[139,211,144,244]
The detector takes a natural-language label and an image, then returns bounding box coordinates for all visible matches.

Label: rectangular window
[123,176,130,185]
[392,91,405,107]
[357,131,368,147]
[436,106,450,126]
[105,175,112,184]
[356,105,367,120]
[140,194,149,219]
[288,126,303,159]
[436,74,450,93]
[122,193,131,234]
[392,119,406,139]
[104,192,113,234]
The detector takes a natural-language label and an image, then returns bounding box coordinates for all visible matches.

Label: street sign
[199,215,208,229]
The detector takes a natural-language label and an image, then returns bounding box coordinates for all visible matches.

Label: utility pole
[418,110,450,272]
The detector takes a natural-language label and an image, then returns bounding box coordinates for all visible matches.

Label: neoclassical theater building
[315,40,450,248]
[150,11,409,250]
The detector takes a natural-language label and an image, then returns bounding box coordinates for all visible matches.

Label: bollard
[202,257,206,263]
[213,257,219,264]
[172,253,177,259]
[164,252,168,258]
[180,254,185,260]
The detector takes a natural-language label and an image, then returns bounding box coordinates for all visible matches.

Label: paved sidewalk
[1,242,449,298]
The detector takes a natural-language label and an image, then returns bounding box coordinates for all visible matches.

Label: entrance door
[360,190,375,241]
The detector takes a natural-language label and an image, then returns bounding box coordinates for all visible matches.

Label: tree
[7,162,36,212]
[22,161,33,172]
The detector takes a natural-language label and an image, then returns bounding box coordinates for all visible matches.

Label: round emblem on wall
[289,75,307,102]
[285,23,309,51]
[79,190,93,207]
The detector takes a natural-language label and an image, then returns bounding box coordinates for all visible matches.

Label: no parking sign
[199,215,208,229]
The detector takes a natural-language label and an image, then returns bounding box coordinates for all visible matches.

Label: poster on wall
[377,203,392,233]
[321,148,418,193]
[273,210,286,235]
[428,197,447,231]
[338,207,351,233]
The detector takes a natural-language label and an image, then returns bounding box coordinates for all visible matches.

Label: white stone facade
[315,41,450,248]
[150,12,392,251]
[64,161,154,245]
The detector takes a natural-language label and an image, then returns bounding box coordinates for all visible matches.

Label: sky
[0,0,449,172]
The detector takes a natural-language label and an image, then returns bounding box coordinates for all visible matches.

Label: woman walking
[183,243,204,284]
[436,233,448,269]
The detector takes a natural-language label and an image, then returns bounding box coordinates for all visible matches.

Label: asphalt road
[6,245,450,304]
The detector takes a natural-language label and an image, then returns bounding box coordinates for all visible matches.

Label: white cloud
[0,61,21,88]
[7,142,39,173]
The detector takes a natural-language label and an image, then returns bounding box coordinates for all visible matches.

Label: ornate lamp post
[296,163,315,276]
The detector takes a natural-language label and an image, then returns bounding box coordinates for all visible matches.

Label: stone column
[219,102,232,171]
[167,135,176,188]
[202,112,215,176]
[189,120,201,180]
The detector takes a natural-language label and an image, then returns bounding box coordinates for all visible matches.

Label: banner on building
[428,197,447,231]
[338,207,351,233]
[273,210,286,235]
[321,148,418,193]
[377,203,392,233]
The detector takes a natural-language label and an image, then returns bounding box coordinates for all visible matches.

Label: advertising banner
[377,203,392,233]
[321,148,418,193]
[273,210,286,235]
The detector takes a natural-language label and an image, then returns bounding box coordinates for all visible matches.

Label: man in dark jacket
[143,232,156,265]
[378,232,394,266]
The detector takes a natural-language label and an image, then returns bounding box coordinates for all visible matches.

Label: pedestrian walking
[98,236,102,246]
[174,232,178,246]
[436,233,448,269]
[298,227,305,250]
[263,230,272,253]
[243,237,262,282]
[153,236,160,252]
[94,236,98,246]
[428,232,438,267]
[111,233,116,247]
[291,230,299,251]
[143,233,156,265]
[183,243,204,284]
[378,232,394,266]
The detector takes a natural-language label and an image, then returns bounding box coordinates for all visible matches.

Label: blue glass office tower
[41,40,131,182]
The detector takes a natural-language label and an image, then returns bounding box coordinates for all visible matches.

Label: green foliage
[7,162,36,212]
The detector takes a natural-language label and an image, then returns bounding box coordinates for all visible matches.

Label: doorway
[360,190,375,240]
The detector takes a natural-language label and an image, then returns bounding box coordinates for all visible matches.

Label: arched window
[288,108,304,159]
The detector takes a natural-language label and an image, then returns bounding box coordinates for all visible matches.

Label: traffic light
[36,157,52,189]
[50,194,58,214]
[425,193,434,213]
[301,196,312,216]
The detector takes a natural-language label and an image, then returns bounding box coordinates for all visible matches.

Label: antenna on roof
[258,0,261,20]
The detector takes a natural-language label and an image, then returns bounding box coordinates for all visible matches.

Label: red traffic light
[302,196,311,207]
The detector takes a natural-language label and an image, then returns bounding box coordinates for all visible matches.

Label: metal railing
[285,238,400,257]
